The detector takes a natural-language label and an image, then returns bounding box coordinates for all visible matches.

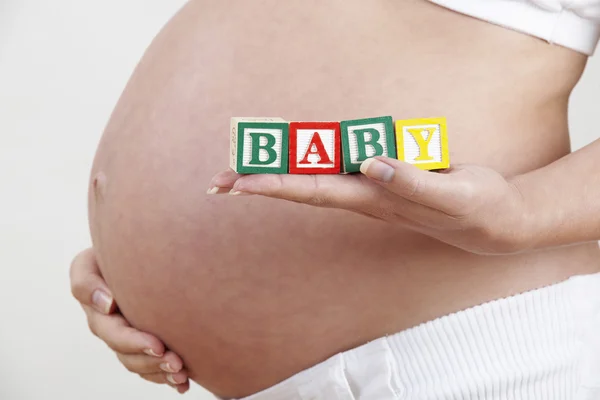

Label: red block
[289,122,341,174]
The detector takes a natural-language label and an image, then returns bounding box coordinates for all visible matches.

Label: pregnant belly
[89,0,598,398]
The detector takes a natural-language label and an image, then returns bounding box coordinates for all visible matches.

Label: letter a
[299,132,332,165]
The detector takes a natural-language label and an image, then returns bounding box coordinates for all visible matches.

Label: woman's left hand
[208,156,531,255]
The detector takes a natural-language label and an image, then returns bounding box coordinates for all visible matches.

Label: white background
[0,1,598,400]
[0,1,213,399]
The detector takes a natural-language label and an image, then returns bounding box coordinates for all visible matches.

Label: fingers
[70,248,116,314]
[141,370,188,385]
[117,350,184,375]
[210,159,475,221]
[212,166,454,223]
[360,157,473,216]
[83,305,165,356]
[72,248,190,394]
[140,371,190,394]
[83,304,190,392]
[207,169,242,194]
[174,380,191,394]
[229,172,388,209]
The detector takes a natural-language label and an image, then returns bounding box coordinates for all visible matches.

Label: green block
[230,118,289,174]
[340,116,396,173]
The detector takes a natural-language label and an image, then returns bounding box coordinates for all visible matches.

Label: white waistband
[238,273,600,400]
[427,0,600,55]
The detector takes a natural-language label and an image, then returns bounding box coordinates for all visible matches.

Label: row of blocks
[230,116,450,174]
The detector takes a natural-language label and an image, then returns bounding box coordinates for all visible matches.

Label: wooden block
[340,116,396,173]
[395,117,450,170]
[289,122,341,174]
[230,117,289,174]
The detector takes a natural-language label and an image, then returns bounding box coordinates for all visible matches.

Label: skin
[70,248,190,393]
[213,138,600,254]
[80,0,600,398]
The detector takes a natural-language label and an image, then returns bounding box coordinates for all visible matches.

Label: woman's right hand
[70,248,190,394]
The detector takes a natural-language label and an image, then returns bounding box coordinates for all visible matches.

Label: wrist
[505,174,544,253]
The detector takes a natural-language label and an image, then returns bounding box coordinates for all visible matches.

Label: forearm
[514,138,600,250]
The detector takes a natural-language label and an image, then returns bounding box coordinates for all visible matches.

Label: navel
[92,171,108,203]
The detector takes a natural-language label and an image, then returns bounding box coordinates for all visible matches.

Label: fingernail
[160,363,178,373]
[360,158,395,183]
[143,349,162,357]
[207,187,220,195]
[229,189,250,196]
[166,374,178,385]
[91,290,113,314]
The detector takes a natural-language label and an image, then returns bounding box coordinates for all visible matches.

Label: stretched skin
[88,0,600,398]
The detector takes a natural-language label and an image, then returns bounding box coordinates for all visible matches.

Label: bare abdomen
[88,0,598,397]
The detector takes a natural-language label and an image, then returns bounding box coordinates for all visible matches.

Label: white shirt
[428,0,600,55]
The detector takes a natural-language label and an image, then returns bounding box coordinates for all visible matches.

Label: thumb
[70,248,116,315]
[360,156,462,213]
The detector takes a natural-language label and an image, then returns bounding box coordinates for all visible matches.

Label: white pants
[238,273,600,400]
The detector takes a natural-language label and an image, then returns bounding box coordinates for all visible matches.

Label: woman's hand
[208,157,531,255]
[70,248,190,394]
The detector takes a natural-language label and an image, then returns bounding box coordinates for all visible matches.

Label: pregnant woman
[71,0,600,399]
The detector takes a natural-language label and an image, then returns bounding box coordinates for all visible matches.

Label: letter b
[353,128,383,162]
[249,132,277,165]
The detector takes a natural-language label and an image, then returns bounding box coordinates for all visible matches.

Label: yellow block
[395,117,450,170]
